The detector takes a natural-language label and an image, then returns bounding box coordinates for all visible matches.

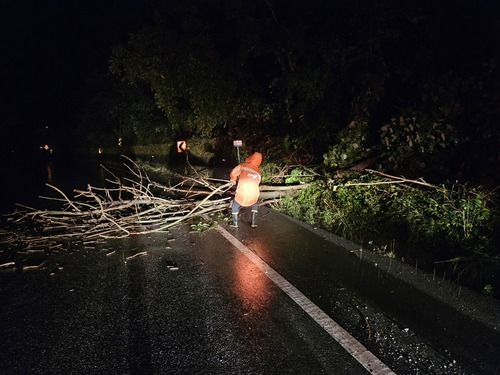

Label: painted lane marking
[215,224,396,375]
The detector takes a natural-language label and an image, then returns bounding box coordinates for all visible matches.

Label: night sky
[0,0,149,155]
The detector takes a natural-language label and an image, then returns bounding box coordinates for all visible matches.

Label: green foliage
[108,5,274,139]
[402,184,493,247]
[71,0,500,297]
[367,241,396,258]
[322,79,386,169]
[79,76,170,147]
[110,26,233,137]
[377,113,462,176]
[73,0,500,196]
[322,107,464,177]
[77,0,499,178]
[482,284,494,296]
[277,171,499,288]
[323,120,372,169]
[279,175,388,240]
[278,181,324,227]
[259,162,280,185]
[190,219,217,232]
[285,167,315,184]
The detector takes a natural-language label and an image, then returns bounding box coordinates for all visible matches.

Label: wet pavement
[1,206,499,374]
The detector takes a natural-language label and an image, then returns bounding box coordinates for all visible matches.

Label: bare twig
[45,183,81,212]
[0,158,309,250]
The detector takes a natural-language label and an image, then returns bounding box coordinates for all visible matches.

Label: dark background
[1,0,499,179]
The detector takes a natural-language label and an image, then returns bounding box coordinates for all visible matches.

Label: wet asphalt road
[1,207,499,374]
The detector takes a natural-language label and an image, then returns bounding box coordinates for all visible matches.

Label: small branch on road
[356,306,372,340]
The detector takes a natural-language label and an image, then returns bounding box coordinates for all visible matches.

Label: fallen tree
[0,157,310,253]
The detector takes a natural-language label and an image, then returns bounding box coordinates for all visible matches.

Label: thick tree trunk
[259,184,310,200]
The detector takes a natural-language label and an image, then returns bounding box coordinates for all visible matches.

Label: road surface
[1,207,499,374]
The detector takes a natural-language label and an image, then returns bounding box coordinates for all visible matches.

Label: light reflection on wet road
[231,238,271,315]
[216,224,395,375]
[1,205,499,374]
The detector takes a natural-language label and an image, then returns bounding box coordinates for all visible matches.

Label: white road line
[216,224,396,375]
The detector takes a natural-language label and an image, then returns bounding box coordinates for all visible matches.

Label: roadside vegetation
[275,170,499,298]
[73,0,499,297]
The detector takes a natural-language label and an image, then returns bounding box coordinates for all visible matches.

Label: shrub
[323,120,372,169]
[377,113,462,177]
[277,171,499,293]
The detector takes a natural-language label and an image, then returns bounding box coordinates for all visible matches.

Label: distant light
[118,137,123,147]
[98,148,103,154]
[43,144,50,150]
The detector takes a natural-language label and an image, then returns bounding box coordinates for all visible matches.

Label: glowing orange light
[177,140,187,153]
[232,237,271,314]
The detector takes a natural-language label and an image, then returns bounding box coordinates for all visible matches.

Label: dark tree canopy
[3,0,495,181]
